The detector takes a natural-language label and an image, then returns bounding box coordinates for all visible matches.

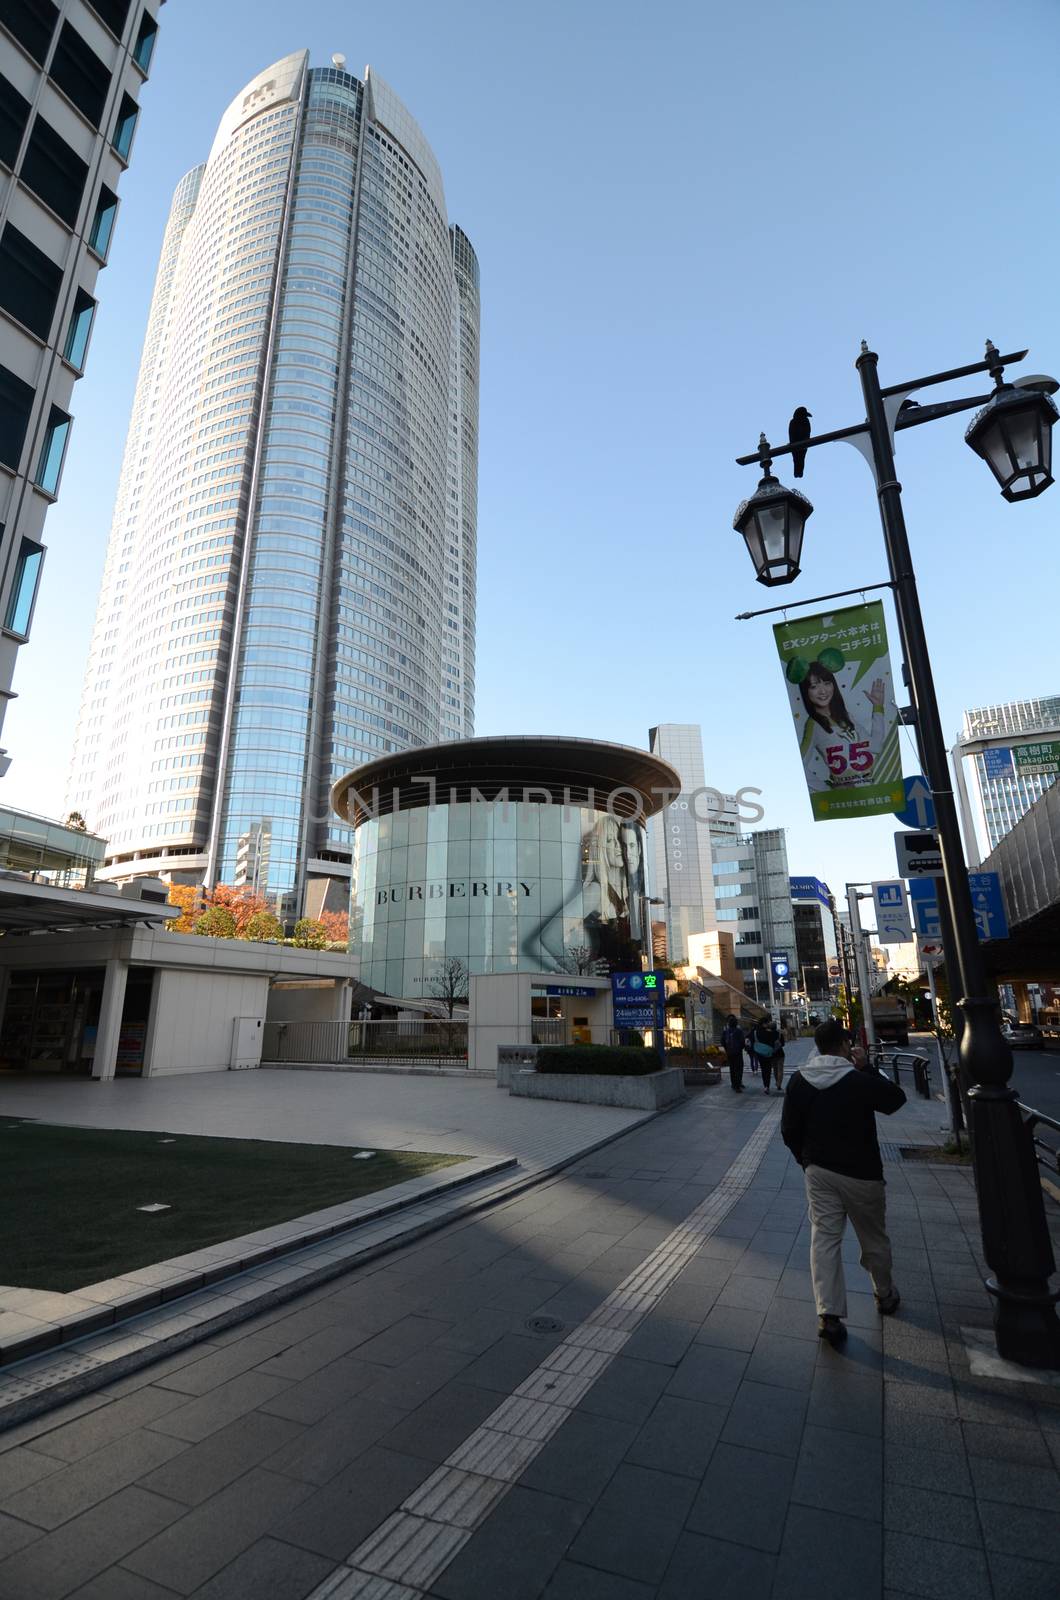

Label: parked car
[1001,1021,1043,1049]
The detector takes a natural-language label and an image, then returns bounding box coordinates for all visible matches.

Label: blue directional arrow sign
[908,873,1008,943]
[894,775,936,831]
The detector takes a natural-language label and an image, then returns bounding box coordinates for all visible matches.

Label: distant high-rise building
[0,0,161,773]
[647,724,719,963]
[953,694,1060,865]
[67,51,479,920]
[710,820,796,1008]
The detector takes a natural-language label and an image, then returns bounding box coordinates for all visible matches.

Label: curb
[0,1091,696,1434]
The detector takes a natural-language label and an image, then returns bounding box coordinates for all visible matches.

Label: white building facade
[67,52,479,921]
[0,0,160,772]
[952,694,1060,866]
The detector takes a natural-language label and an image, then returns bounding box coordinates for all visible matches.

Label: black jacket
[781,1054,905,1181]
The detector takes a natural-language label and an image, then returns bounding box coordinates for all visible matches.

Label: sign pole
[847,885,877,1051]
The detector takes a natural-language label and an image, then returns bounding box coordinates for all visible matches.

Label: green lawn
[0,1117,465,1292]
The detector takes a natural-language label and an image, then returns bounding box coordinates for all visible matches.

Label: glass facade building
[0,0,161,772]
[953,695,1060,866]
[332,737,680,1001]
[67,52,479,919]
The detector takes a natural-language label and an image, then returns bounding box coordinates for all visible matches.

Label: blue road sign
[770,951,792,992]
[982,747,1013,779]
[612,971,666,1028]
[894,775,936,831]
[908,872,1008,943]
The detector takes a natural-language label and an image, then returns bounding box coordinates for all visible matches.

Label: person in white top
[799,661,886,793]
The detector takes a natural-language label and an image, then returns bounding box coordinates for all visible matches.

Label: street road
[1009,1044,1060,1123]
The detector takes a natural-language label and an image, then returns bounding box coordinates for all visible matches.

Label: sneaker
[875,1288,900,1316]
[817,1314,847,1346]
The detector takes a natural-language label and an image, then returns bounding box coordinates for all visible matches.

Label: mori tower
[68,51,479,919]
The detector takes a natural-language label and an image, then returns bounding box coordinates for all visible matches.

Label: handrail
[1016,1101,1060,1180]
[870,1046,933,1099]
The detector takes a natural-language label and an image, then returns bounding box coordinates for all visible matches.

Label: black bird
[788,406,812,477]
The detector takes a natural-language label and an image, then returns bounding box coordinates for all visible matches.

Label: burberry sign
[377,881,534,904]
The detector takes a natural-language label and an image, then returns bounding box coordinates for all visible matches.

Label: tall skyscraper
[0,0,161,774]
[952,694,1060,866]
[647,724,719,963]
[67,51,480,919]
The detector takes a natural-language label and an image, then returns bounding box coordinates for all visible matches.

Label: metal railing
[262,1018,469,1064]
[1016,1101,1060,1181]
[870,1046,933,1099]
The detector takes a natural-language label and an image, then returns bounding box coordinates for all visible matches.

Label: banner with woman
[773,601,904,820]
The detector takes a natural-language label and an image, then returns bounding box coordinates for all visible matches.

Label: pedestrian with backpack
[781,1016,905,1346]
[721,1014,745,1092]
[752,1016,780,1093]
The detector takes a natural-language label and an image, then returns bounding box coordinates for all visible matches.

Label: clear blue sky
[4,0,1059,902]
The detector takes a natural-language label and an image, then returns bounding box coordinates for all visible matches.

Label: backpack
[753,1025,775,1059]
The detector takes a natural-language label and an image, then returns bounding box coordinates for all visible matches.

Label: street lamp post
[734,341,1060,1369]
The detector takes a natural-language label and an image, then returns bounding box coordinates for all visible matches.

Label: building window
[0,72,32,170]
[1,0,59,65]
[62,288,95,369]
[132,11,156,72]
[88,184,118,257]
[49,21,111,127]
[85,0,130,36]
[0,363,34,471]
[35,405,70,494]
[20,114,88,227]
[111,93,137,160]
[4,536,43,636]
[0,223,63,340]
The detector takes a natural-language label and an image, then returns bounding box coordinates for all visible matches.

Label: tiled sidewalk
[0,1056,1056,1599]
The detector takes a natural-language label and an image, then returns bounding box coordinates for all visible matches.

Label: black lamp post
[734,340,1060,1369]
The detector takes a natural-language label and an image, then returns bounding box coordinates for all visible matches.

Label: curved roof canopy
[332,736,682,829]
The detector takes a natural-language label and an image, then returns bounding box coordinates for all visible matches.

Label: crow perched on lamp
[788,406,812,477]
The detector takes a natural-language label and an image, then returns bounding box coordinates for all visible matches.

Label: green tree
[194,905,237,939]
[243,910,283,943]
[292,917,328,949]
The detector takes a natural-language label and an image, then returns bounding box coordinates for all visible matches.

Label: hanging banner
[774,600,904,821]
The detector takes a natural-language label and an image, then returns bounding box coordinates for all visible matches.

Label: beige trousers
[804,1164,894,1317]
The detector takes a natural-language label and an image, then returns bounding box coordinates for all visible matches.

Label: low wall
[496,1044,540,1088]
[509,1066,686,1111]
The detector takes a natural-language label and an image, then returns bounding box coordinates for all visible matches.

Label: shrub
[292,918,328,949]
[535,1045,664,1077]
[194,906,237,939]
[243,911,283,943]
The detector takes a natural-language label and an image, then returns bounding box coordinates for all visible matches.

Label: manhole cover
[525,1316,565,1334]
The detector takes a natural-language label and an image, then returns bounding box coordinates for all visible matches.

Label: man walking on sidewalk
[781,1017,905,1346]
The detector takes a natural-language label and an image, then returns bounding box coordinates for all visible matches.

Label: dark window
[50,21,110,127]
[0,0,59,65]
[63,288,95,368]
[133,11,156,72]
[35,404,70,494]
[20,114,88,227]
[85,0,130,37]
[0,72,32,169]
[0,363,35,472]
[4,537,44,635]
[112,92,137,159]
[88,183,117,256]
[0,223,63,340]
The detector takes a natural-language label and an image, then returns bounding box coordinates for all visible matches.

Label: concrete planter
[509,1066,686,1111]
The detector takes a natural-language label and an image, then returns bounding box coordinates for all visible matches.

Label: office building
[647,724,719,963]
[0,0,161,772]
[67,51,479,921]
[953,695,1060,866]
[790,876,839,1002]
[710,820,796,1006]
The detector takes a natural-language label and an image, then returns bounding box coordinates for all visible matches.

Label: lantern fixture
[965,345,1059,502]
[733,437,813,586]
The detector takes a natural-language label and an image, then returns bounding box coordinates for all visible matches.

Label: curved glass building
[332,737,681,1000]
[67,52,479,919]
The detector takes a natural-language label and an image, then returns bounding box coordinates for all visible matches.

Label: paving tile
[348,1314,452,1367]
[259,1393,407,1485]
[0,1508,43,1560]
[433,1484,586,1600]
[884,1442,972,1496]
[884,1408,965,1454]
[967,1454,1060,1511]
[377,1382,503,1467]
[618,1318,697,1368]
[665,1345,747,1407]
[653,1281,721,1322]
[152,1336,290,1398]
[657,1529,776,1600]
[147,1373,292,1444]
[773,1504,884,1600]
[542,1560,653,1599]
[268,1444,431,1561]
[175,1535,333,1599]
[792,1423,882,1523]
[883,1529,992,1600]
[720,1380,808,1459]
[28,1389,189,1464]
[458,1335,554,1395]
[687,1442,795,1553]
[961,1420,1053,1466]
[576,1357,671,1427]
[884,1482,981,1547]
[986,1549,1060,1600]
[254,1356,387,1424]
[976,1496,1060,1562]
[0,1448,62,1502]
[694,1304,765,1353]
[626,1395,725,1479]
[743,1332,819,1393]
[0,1487,182,1600]
[138,1412,305,1507]
[522,1411,637,1505]
[3,1429,188,1531]
[66,1571,180,1599]
[714,1276,776,1312]
[121,1468,313,1595]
